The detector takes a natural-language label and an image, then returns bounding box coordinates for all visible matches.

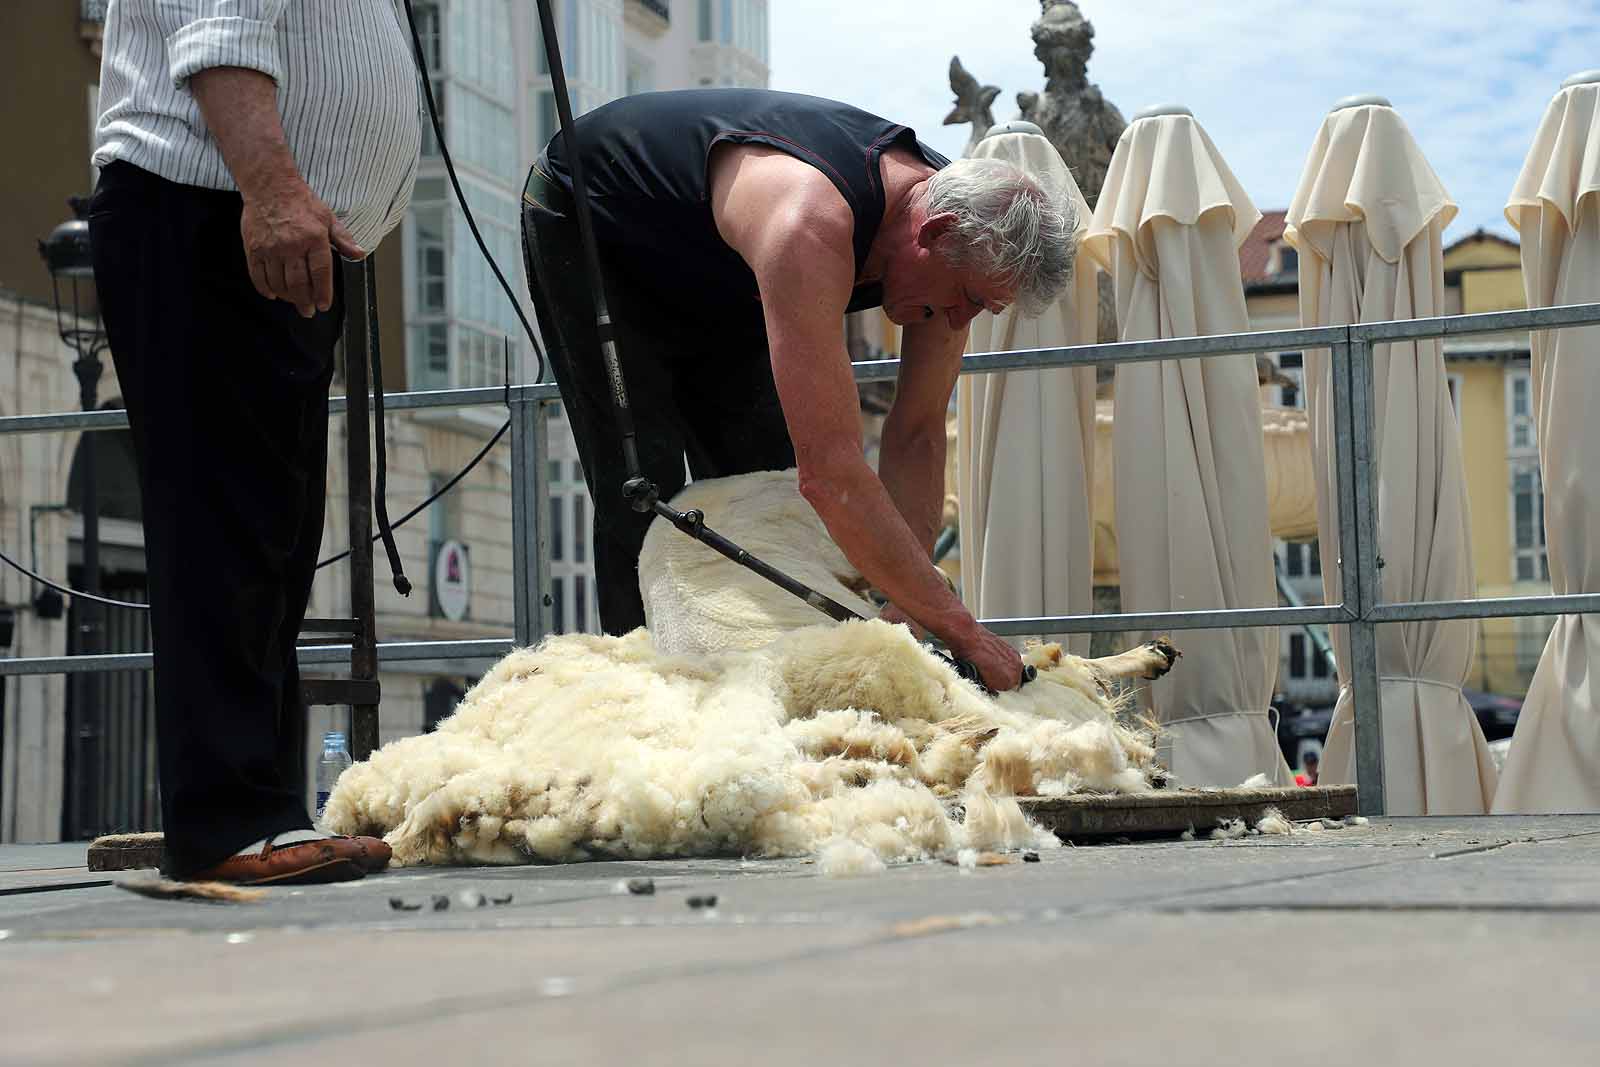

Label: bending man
[522,89,1075,692]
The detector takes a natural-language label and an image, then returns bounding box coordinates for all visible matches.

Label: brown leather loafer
[190,835,367,886]
[347,836,392,873]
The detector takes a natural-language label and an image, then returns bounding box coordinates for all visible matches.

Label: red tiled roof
[1239,209,1289,285]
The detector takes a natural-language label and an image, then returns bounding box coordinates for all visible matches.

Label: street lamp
[40,196,109,836]
[38,196,109,616]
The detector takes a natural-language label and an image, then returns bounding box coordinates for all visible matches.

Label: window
[1288,633,1307,679]
[720,0,732,44]
[423,678,465,733]
[551,495,564,561]
[1511,462,1548,583]
[428,471,462,546]
[1278,351,1303,409]
[552,576,566,634]
[411,324,449,391]
[538,90,558,149]
[565,0,581,79]
[575,574,588,633]
[1277,244,1299,275]
[1284,542,1303,578]
[699,0,712,40]
[574,496,587,563]
[1516,616,1554,673]
[1507,369,1535,452]
[414,205,447,315]
[549,460,562,484]
[1308,538,1321,577]
[415,2,445,156]
[626,51,654,96]
[1506,367,1547,584]
[1311,641,1330,678]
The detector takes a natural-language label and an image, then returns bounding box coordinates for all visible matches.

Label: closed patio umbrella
[956,122,1098,655]
[1083,106,1290,787]
[1494,71,1600,813]
[1288,96,1496,815]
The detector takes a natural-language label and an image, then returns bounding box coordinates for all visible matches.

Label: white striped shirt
[91,0,422,251]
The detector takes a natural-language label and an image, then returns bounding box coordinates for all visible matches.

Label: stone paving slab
[2,816,1597,1066]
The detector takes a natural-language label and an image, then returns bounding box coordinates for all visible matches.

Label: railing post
[511,389,553,646]
[1345,333,1385,815]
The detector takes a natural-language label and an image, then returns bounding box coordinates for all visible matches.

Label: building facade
[0,0,770,842]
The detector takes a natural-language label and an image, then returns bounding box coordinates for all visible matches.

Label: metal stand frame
[298,258,383,763]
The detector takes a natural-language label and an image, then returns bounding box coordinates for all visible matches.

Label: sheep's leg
[1083,636,1180,685]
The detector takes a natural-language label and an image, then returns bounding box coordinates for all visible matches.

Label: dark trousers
[89,162,342,876]
[521,164,796,634]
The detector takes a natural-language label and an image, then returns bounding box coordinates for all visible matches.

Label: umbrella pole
[531,0,861,626]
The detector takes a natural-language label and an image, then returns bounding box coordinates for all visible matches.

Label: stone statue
[1016,1,1126,211]
[944,56,1001,157]
[937,2,1127,342]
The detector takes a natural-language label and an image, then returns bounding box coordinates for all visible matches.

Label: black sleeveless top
[540,89,950,324]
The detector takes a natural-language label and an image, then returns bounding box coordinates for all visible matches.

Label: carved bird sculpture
[945,56,1002,157]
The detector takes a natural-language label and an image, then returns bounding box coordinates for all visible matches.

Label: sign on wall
[432,539,471,622]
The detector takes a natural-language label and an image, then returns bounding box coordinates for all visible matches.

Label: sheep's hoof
[1144,637,1181,678]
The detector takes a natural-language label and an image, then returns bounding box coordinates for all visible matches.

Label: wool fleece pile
[323,471,1165,870]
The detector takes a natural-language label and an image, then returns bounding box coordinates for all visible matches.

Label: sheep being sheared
[322,470,1178,869]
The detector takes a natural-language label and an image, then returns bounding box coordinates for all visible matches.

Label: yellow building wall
[1453,360,1512,591]
[1461,268,1526,313]
[1244,290,1299,325]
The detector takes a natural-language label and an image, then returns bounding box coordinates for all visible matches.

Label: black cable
[315,417,510,572]
[0,411,510,608]
[0,543,149,612]
[401,0,546,385]
[361,252,411,595]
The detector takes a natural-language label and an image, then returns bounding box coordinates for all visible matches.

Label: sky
[770,0,1600,241]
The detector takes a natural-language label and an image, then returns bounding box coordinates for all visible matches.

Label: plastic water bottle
[315,731,352,822]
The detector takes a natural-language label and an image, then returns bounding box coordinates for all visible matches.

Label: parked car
[1273,699,1334,770]
[1463,688,1523,742]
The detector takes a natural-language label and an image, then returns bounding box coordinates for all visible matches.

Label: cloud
[771,0,1600,240]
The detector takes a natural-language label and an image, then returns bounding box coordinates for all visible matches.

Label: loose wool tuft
[323,470,1166,870]
[1253,808,1294,835]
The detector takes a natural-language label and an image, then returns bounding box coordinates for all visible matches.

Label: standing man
[88,1,420,884]
[523,89,1076,692]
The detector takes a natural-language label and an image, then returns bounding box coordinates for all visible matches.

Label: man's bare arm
[710,151,1021,689]
[189,67,364,316]
[878,319,966,555]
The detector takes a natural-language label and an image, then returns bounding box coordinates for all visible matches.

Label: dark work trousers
[521,164,797,634]
[88,162,341,877]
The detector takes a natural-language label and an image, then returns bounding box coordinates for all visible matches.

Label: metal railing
[5,301,1600,815]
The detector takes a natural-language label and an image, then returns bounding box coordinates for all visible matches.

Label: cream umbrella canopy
[1494,72,1600,813]
[1288,98,1495,815]
[956,123,1098,656]
[1082,107,1291,787]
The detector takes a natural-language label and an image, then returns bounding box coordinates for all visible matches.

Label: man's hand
[241,178,364,317]
[949,626,1025,692]
[189,66,364,317]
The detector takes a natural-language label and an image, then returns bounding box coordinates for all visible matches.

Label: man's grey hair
[924,157,1077,316]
